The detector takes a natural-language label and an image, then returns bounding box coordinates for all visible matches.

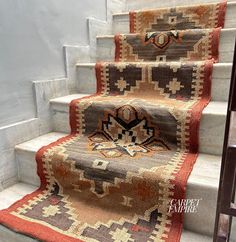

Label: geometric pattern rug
[0,1,226,241]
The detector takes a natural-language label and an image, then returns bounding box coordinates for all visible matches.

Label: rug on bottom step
[0,1,226,241]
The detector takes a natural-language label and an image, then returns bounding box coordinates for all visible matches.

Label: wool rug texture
[0,1,226,241]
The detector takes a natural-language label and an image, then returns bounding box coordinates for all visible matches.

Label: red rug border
[129,11,136,33]
[114,34,121,62]
[166,60,213,241]
[217,0,227,28]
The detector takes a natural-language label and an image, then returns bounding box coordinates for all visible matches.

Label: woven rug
[129,1,226,33]
[0,1,226,242]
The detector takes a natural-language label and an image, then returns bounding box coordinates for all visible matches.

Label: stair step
[15,132,66,187]
[13,132,222,235]
[0,183,38,242]
[113,2,236,34]
[50,94,227,156]
[0,183,37,210]
[96,29,236,63]
[0,180,213,242]
[125,0,236,11]
[75,62,231,102]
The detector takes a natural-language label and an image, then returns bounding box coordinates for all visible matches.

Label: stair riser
[50,101,226,156]
[15,147,219,236]
[17,150,40,187]
[125,0,236,11]
[185,183,217,236]
[75,64,231,102]
[113,3,236,34]
[96,29,236,63]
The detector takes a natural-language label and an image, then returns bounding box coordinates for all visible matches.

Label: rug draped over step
[0,1,226,242]
[129,1,226,33]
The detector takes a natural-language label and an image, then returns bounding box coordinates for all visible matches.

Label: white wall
[0,0,106,127]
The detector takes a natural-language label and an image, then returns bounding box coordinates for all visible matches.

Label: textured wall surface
[0,0,106,127]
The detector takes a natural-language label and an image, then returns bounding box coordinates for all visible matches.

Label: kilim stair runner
[0,1,227,241]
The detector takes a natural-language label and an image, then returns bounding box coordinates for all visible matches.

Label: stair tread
[15,132,221,188]
[0,183,37,210]
[15,132,66,153]
[180,231,212,242]
[50,93,89,105]
[50,94,227,116]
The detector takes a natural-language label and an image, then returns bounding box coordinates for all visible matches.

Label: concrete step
[125,0,236,11]
[50,94,227,156]
[75,62,231,102]
[0,183,38,242]
[16,132,66,187]
[13,132,226,236]
[114,2,236,33]
[0,181,214,241]
[96,28,236,63]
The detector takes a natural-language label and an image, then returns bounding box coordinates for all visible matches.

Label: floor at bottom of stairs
[0,183,213,242]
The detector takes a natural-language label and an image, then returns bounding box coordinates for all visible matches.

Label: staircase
[0,1,236,241]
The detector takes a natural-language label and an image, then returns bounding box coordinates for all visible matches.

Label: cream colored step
[50,94,227,156]
[0,183,38,242]
[13,132,226,235]
[0,183,37,210]
[125,0,236,11]
[113,2,236,34]
[15,132,66,187]
[75,62,232,102]
[96,28,236,63]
